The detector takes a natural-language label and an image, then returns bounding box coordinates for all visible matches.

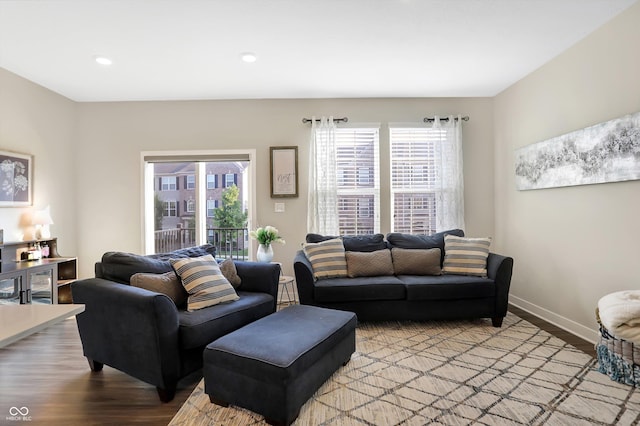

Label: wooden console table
[0,238,77,304]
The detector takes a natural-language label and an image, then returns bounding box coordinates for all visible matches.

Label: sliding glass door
[142,151,256,258]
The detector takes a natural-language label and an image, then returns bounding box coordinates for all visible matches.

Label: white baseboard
[510,295,599,344]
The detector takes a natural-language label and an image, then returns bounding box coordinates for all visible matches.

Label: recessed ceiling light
[240,52,257,63]
[94,55,113,66]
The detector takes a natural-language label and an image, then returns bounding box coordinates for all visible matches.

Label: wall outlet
[275,202,285,213]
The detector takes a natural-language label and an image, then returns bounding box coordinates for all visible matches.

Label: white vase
[256,244,274,263]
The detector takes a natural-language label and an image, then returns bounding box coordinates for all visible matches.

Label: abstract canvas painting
[0,150,32,206]
[515,111,640,190]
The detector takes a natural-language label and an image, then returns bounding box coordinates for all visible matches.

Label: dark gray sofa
[71,245,280,402]
[293,230,514,327]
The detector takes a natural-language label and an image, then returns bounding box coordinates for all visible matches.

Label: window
[163,200,177,217]
[206,174,217,189]
[207,199,217,217]
[143,153,254,256]
[389,127,444,234]
[335,128,380,235]
[160,176,176,191]
[224,173,236,188]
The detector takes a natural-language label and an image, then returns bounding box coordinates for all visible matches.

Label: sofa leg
[87,358,103,372]
[157,385,176,403]
[492,317,504,328]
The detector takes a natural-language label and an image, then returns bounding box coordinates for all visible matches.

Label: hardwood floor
[0,306,596,425]
[0,317,200,426]
[509,304,597,357]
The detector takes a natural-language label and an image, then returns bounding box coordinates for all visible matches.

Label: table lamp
[32,206,54,239]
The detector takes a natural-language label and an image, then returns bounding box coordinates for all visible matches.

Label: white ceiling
[0,0,636,102]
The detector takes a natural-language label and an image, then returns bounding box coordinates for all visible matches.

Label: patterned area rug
[169,312,640,425]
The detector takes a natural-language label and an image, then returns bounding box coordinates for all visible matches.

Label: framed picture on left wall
[0,150,32,207]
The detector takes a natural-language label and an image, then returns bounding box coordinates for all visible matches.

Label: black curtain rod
[423,116,470,123]
[302,117,349,124]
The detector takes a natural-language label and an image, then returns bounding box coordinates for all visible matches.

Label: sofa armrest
[294,250,315,305]
[234,261,280,311]
[71,278,181,389]
[487,253,514,318]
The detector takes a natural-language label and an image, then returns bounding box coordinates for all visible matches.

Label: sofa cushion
[303,238,348,279]
[400,275,495,301]
[391,248,442,276]
[314,276,406,302]
[149,244,217,261]
[442,235,491,277]
[386,229,465,265]
[99,244,217,284]
[100,252,173,284]
[178,291,274,350]
[219,257,242,289]
[170,255,240,311]
[346,249,394,278]
[130,271,188,308]
[306,233,387,252]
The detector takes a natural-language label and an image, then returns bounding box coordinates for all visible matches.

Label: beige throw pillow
[130,271,188,308]
[219,257,241,289]
[345,249,394,278]
[391,248,442,275]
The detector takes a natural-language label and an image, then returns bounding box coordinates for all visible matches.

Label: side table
[278,275,298,305]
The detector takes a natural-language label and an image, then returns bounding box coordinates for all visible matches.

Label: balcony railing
[154,227,249,260]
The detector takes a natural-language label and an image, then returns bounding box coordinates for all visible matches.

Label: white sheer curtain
[307,116,340,235]
[432,115,466,232]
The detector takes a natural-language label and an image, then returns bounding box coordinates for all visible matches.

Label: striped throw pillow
[303,238,348,279]
[442,235,491,277]
[170,254,239,311]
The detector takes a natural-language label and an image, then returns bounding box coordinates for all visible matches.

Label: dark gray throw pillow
[305,233,387,252]
[100,252,173,284]
[100,244,218,284]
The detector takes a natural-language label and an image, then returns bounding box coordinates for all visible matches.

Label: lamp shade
[32,207,54,226]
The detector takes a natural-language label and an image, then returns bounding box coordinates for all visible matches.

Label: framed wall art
[0,150,32,207]
[515,111,640,190]
[270,146,298,198]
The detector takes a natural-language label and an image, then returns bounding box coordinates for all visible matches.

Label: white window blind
[335,127,380,235]
[390,127,446,234]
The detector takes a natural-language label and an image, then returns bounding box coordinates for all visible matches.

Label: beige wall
[75,98,494,277]
[0,68,77,255]
[494,2,640,341]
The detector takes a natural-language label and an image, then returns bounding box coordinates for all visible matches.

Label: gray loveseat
[294,230,513,327]
[71,245,280,402]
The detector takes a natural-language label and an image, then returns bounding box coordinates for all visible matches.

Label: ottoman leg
[209,395,229,407]
[265,409,299,426]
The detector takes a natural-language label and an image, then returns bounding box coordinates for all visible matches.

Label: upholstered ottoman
[203,304,357,426]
